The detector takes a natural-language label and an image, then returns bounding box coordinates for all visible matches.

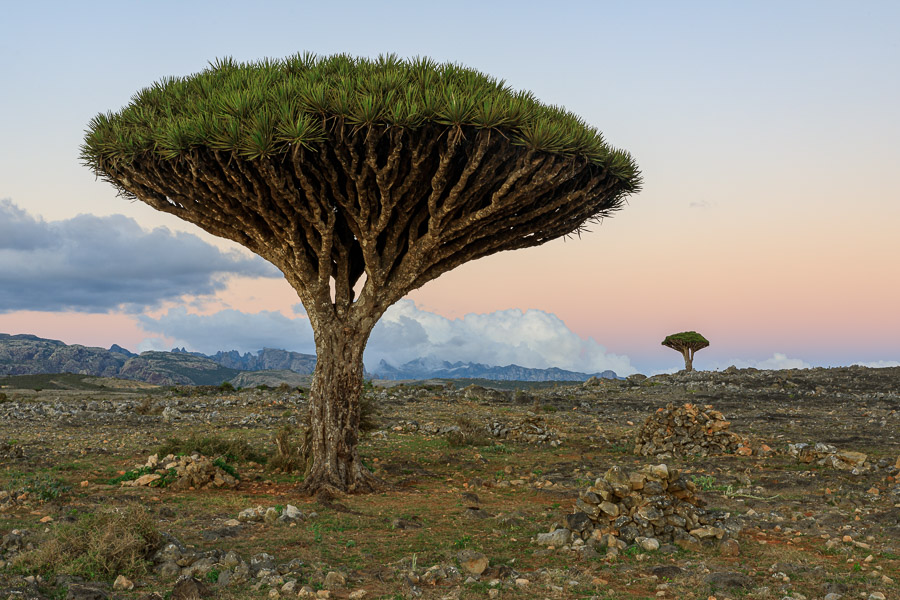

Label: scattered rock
[789,443,869,471]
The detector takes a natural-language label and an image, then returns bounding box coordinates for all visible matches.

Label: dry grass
[446,415,492,448]
[155,432,266,464]
[13,505,160,580]
[269,425,305,473]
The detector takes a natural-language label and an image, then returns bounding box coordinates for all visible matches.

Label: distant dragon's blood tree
[662,331,709,372]
[81,53,641,494]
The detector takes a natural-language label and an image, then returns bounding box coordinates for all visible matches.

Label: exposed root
[296,464,390,497]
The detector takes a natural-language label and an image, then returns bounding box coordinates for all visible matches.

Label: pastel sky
[1,1,898,375]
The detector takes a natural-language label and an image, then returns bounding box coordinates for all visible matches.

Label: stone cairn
[634,403,749,457]
[537,464,740,556]
[120,453,239,490]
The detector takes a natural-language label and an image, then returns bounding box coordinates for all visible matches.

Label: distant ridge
[374,357,619,382]
[0,333,618,385]
[0,333,315,386]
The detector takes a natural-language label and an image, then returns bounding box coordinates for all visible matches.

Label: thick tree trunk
[682,348,693,372]
[298,319,383,495]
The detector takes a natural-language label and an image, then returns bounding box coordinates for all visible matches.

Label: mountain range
[0,333,617,385]
[374,357,618,382]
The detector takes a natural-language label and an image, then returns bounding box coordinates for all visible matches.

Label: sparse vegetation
[155,432,266,464]
[4,473,71,502]
[12,506,160,580]
[1,368,898,599]
[446,416,491,448]
[269,426,305,473]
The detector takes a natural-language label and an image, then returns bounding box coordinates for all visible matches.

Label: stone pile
[120,453,239,490]
[634,403,749,457]
[537,464,742,556]
[237,504,308,525]
[487,415,562,446]
[788,443,869,472]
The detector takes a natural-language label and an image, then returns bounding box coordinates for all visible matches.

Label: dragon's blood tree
[662,331,709,372]
[82,53,641,494]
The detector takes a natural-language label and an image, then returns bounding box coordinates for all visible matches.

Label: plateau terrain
[0,365,898,599]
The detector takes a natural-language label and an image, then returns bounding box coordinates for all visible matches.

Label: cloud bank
[652,352,813,375]
[137,307,315,354]
[137,300,636,375]
[851,360,900,369]
[0,200,279,313]
[368,301,635,375]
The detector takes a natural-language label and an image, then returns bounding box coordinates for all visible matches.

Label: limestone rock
[535,529,571,547]
[457,550,489,575]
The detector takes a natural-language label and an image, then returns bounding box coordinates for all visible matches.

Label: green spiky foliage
[82,53,640,180]
[662,331,709,348]
[81,53,641,495]
[662,331,709,372]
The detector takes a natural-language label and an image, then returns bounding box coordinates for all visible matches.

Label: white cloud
[851,360,900,369]
[136,300,636,375]
[710,353,812,371]
[367,300,636,375]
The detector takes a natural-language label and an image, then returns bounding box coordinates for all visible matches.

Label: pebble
[113,574,134,591]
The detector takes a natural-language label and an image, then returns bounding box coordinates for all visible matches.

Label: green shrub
[5,473,71,502]
[213,458,239,479]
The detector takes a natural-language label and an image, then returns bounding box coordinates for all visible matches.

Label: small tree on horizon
[662,331,709,372]
[81,53,641,495]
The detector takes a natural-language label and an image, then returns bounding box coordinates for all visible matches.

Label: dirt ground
[1,366,898,599]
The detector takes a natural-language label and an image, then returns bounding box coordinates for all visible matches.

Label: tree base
[296,463,388,496]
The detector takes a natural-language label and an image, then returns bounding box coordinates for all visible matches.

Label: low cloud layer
[137,300,636,375]
[0,200,279,313]
[368,301,636,375]
[137,307,315,354]
[652,352,813,375]
[852,360,900,369]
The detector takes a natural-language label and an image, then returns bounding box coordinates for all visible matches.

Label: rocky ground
[0,366,898,600]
